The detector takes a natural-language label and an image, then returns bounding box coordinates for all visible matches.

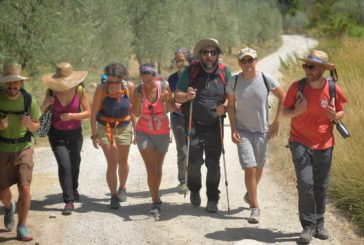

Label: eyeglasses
[302,64,316,70]
[201,50,217,56]
[239,58,255,64]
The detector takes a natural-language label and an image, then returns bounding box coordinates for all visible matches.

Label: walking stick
[183,100,193,198]
[219,115,231,214]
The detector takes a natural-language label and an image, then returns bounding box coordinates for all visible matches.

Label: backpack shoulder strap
[76,84,84,98]
[136,83,143,95]
[218,63,226,86]
[188,61,200,86]
[21,88,32,115]
[328,77,336,102]
[261,73,270,94]
[233,74,238,92]
[297,77,307,99]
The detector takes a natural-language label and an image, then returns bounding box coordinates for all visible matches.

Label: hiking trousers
[171,112,187,184]
[187,121,221,202]
[289,141,333,229]
[49,127,83,203]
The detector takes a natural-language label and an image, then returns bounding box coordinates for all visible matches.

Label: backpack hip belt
[99,115,131,144]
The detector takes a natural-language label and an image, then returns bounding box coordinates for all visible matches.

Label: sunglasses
[302,64,316,70]
[201,50,217,56]
[239,58,255,64]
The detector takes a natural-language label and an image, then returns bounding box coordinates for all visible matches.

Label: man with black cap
[0,63,41,241]
[175,38,231,213]
[282,50,347,243]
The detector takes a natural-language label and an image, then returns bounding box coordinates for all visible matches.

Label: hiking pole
[219,115,230,214]
[184,100,193,198]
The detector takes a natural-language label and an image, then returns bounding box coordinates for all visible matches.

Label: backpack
[0,87,32,143]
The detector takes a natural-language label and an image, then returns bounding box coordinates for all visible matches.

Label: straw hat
[298,50,335,70]
[0,63,31,83]
[193,38,223,57]
[42,62,88,92]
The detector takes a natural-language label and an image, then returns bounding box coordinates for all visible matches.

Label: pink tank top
[52,90,82,130]
[136,81,169,135]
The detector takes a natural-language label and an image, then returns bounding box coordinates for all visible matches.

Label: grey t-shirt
[226,72,279,133]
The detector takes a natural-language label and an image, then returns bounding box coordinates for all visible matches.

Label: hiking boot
[73,190,80,202]
[4,201,15,231]
[298,228,315,244]
[16,225,33,242]
[206,201,218,213]
[62,201,74,215]
[178,183,189,195]
[109,195,120,209]
[190,192,201,207]
[248,208,260,224]
[315,227,329,240]
[117,188,127,202]
[244,192,250,205]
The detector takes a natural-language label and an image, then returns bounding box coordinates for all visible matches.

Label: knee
[19,186,31,197]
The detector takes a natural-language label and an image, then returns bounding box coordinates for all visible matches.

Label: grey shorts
[135,132,170,153]
[237,130,268,169]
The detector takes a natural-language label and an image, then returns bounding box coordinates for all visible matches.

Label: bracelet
[90,134,98,140]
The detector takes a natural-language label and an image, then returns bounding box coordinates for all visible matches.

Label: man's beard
[201,60,218,72]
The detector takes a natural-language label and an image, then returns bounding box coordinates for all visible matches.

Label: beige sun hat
[193,38,223,57]
[0,63,31,83]
[298,50,335,70]
[41,62,88,92]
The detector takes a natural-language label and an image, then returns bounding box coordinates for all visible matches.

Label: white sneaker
[117,188,127,202]
[248,208,260,224]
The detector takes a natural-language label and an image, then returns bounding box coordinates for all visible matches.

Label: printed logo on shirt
[321,99,329,108]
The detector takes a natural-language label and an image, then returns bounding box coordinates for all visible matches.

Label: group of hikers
[0,38,347,244]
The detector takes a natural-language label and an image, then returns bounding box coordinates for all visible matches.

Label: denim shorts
[237,130,268,169]
[135,131,170,153]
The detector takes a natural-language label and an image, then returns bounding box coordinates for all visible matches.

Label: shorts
[0,147,34,189]
[97,123,133,145]
[135,131,170,153]
[237,130,268,169]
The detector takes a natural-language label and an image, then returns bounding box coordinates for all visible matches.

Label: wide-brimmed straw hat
[42,62,88,92]
[193,38,223,57]
[0,63,31,83]
[298,50,335,70]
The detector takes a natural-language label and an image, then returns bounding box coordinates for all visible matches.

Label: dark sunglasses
[302,64,316,70]
[201,50,217,56]
[239,58,255,64]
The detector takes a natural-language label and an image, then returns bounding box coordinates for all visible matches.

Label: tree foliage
[0,0,283,72]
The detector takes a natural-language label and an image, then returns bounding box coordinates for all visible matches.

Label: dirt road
[1,35,363,245]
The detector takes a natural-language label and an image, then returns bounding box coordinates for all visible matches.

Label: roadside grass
[275,37,364,234]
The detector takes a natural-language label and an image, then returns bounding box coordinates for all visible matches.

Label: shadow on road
[205,227,300,243]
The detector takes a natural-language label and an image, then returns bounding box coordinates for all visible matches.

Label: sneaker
[4,201,15,231]
[73,190,80,202]
[248,208,260,224]
[298,228,315,243]
[190,192,201,207]
[244,192,250,205]
[117,188,127,202]
[16,224,33,242]
[62,201,74,215]
[206,201,218,213]
[178,183,189,195]
[315,227,329,240]
[150,200,163,213]
[110,195,120,209]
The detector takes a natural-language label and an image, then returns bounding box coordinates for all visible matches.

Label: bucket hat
[193,38,223,57]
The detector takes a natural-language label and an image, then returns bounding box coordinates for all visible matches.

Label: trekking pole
[183,100,193,198]
[219,115,231,214]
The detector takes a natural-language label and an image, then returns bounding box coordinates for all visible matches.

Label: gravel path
[1,35,363,245]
